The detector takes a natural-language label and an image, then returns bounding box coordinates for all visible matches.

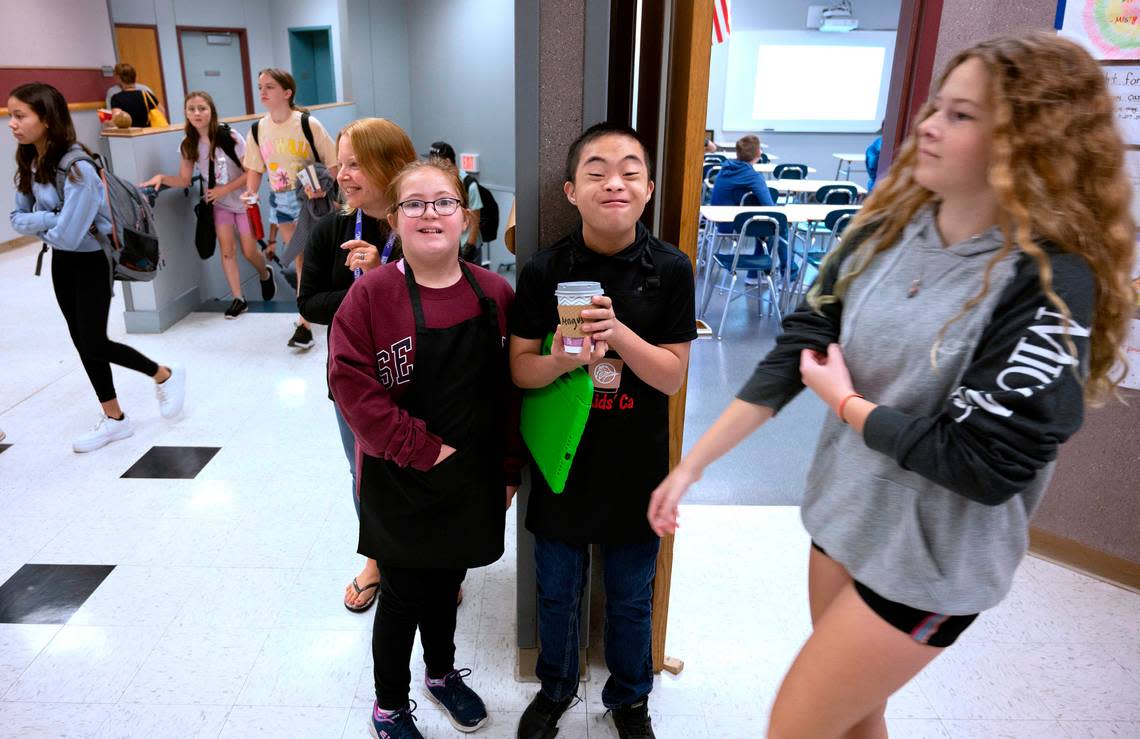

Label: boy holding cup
[509,122,696,739]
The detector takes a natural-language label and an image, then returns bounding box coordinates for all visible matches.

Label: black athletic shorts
[811,542,978,648]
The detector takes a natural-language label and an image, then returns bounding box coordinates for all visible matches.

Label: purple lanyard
[352,211,397,279]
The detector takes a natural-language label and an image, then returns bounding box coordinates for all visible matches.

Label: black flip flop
[344,577,380,613]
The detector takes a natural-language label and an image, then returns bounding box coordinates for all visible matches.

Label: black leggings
[52,249,159,403]
[373,564,466,709]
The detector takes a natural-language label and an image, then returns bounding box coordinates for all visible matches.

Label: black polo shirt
[512,222,697,544]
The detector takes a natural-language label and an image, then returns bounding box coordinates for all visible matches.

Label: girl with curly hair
[648,32,1135,738]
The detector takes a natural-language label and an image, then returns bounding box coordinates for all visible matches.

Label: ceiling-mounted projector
[818,0,860,32]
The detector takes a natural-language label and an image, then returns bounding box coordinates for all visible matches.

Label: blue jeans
[534,534,659,709]
[333,402,359,517]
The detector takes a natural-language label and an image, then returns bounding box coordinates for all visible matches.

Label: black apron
[358,261,507,568]
[526,237,670,545]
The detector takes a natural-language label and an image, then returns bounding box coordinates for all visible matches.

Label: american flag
[713,0,732,45]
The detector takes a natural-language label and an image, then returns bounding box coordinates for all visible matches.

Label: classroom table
[769,179,867,198]
[720,151,780,161]
[697,203,863,321]
[753,162,811,174]
[833,152,865,179]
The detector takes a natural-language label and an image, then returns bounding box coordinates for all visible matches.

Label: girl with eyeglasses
[329,158,524,738]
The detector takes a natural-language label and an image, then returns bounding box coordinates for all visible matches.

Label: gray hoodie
[739,206,1094,614]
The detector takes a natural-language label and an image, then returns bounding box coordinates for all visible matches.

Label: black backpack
[251,111,320,163]
[214,122,243,170]
[463,174,499,242]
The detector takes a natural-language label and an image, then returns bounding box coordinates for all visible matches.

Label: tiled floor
[1,242,1138,738]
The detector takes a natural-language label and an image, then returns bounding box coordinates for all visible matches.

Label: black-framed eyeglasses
[395,197,461,218]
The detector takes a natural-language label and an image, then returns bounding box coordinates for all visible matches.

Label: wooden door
[114,25,167,110]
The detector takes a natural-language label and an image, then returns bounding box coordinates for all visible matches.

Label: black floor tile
[121,446,220,479]
[0,564,116,624]
[0,443,10,455]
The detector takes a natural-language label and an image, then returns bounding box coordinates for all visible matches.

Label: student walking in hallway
[8,83,186,453]
[648,34,1136,739]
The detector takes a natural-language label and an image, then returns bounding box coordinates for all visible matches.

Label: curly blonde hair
[811,32,1136,403]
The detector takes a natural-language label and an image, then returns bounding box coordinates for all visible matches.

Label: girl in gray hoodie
[648,33,1135,739]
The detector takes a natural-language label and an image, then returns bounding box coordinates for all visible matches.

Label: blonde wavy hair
[811,32,1136,403]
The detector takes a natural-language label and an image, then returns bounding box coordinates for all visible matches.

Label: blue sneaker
[370,700,423,739]
[423,668,489,733]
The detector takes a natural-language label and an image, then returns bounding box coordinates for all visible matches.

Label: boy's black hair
[564,122,654,183]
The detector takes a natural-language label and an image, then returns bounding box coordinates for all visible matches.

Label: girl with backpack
[297,117,417,613]
[141,90,276,319]
[647,34,1135,738]
[241,68,338,349]
[8,82,186,452]
[329,158,523,738]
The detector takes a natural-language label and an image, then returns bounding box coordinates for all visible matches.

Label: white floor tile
[0,701,113,738]
[219,705,351,738]
[942,719,1071,738]
[0,625,60,697]
[120,626,270,706]
[67,565,217,628]
[886,718,953,739]
[235,629,370,708]
[1059,722,1140,738]
[91,703,230,739]
[4,625,163,704]
[1006,642,1140,721]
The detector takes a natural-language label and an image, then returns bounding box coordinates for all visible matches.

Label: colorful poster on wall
[1059,1,1140,60]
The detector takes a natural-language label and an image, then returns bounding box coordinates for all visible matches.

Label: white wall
[0,2,116,242]
[0,0,116,67]
[405,0,515,192]
[109,0,276,124]
[343,0,412,131]
[707,0,902,180]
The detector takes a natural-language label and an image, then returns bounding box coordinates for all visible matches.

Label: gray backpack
[55,145,160,283]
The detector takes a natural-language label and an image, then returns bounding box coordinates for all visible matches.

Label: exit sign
[460,153,479,173]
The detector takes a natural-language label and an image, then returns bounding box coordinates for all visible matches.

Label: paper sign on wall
[1104,65,1140,145]
[1121,317,1140,391]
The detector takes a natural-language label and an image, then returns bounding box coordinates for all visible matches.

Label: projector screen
[723,30,896,133]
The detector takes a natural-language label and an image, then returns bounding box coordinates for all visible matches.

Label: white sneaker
[156,364,186,418]
[73,415,133,453]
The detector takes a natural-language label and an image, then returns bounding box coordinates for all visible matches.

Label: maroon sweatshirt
[328,260,524,484]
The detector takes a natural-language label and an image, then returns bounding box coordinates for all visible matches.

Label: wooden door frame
[175,26,255,115]
[646,0,943,674]
[880,0,945,174]
[113,23,170,110]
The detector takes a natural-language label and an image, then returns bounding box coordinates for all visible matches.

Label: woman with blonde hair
[648,33,1135,738]
[298,117,417,612]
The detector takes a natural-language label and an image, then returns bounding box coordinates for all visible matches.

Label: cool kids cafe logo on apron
[590,358,634,410]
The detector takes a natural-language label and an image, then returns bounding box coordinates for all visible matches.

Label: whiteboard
[722,30,896,133]
[1104,64,1140,145]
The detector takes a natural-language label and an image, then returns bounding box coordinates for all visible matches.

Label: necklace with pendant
[907,277,922,298]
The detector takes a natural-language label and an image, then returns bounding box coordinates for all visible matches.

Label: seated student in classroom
[709,134,788,282]
[709,134,774,218]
